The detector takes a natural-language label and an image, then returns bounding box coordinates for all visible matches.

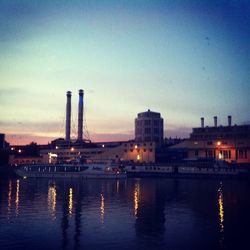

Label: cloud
[83,132,134,143]
[0,87,25,97]
[0,120,63,136]
[6,133,56,145]
[5,131,134,145]
[164,126,192,139]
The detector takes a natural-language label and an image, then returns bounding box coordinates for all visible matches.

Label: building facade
[135,110,164,146]
[38,142,155,164]
[171,117,250,164]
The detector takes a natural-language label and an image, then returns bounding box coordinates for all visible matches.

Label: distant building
[39,141,156,164]
[171,116,250,164]
[135,110,164,146]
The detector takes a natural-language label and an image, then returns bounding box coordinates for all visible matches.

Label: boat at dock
[14,162,127,179]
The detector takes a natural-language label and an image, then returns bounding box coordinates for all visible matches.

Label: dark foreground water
[0,177,249,250]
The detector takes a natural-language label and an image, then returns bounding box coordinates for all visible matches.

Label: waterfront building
[9,141,156,165]
[135,110,164,146]
[39,141,155,163]
[171,116,250,164]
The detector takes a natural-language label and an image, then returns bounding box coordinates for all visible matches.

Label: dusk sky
[0,0,249,145]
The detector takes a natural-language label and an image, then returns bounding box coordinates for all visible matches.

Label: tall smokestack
[228,115,232,127]
[201,117,204,128]
[214,116,217,127]
[77,89,84,141]
[65,91,72,141]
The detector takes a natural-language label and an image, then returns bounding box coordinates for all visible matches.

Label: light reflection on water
[7,180,12,217]
[15,179,19,215]
[100,193,105,224]
[0,178,249,250]
[134,181,140,218]
[69,188,73,216]
[48,185,57,219]
[218,181,225,248]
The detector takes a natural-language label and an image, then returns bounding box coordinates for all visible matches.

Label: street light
[217,141,223,159]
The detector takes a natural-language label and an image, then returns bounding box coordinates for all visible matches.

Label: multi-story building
[135,110,164,146]
[9,141,156,165]
[39,141,155,163]
[171,116,250,164]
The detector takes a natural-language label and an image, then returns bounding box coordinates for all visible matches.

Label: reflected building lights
[15,180,20,215]
[218,183,224,231]
[48,185,57,219]
[116,180,120,193]
[100,193,105,223]
[7,180,12,216]
[69,188,73,216]
[134,182,140,217]
[218,182,225,246]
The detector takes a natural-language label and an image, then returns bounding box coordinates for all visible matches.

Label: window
[154,136,159,142]
[237,149,247,159]
[154,120,159,126]
[154,128,159,134]
[207,150,215,158]
[136,129,142,135]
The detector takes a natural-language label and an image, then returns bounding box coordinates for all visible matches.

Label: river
[0,177,249,250]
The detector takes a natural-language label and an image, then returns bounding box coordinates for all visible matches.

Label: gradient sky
[0,0,249,145]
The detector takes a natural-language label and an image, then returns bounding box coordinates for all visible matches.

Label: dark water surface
[0,177,249,250]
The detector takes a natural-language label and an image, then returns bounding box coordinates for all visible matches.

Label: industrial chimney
[214,116,218,127]
[65,91,72,142]
[201,117,204,128]
[77,89,84,141]
[228,115,232,127]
